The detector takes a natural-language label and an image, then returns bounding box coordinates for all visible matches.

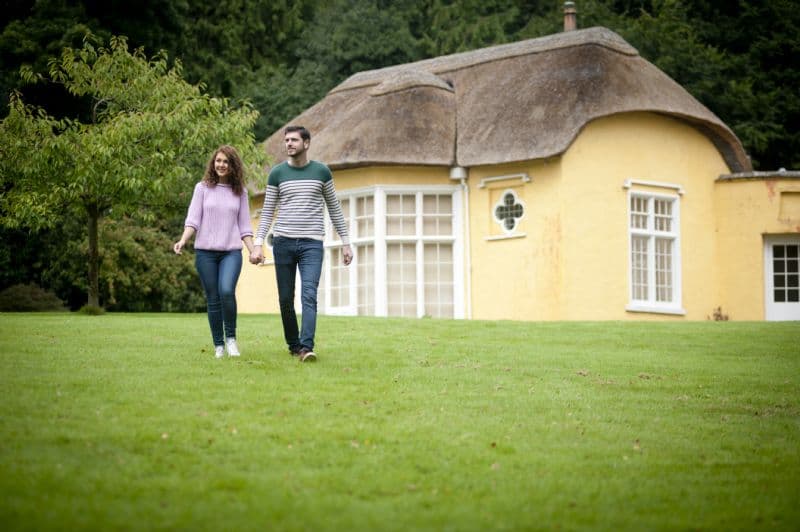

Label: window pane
[655,238,673,302]
[788,289,799,302]
[328,247,349,307]
[631,235,649,300]
[787,246,799,258]
[422,195,453,236]
[788,260,798,273]
[387,243,416,317]
[422,195,438,214]
[387,194,416,236]
[423,215,452,235]
[424,243,454,318]
[423,194,447,214]
[630,196,648,229]
[386,195,400,215]
[357,244,374,316]
[774,245,785,258]
[788,274,799,288]
[654,199,672,232]
[356,196,374,238]
[775,289,786,302]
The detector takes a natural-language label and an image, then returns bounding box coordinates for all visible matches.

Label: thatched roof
[263,27,751,173]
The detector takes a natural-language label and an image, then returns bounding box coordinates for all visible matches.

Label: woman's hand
[174,227,195,255]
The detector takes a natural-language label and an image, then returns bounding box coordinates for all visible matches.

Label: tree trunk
[87,205,100,308]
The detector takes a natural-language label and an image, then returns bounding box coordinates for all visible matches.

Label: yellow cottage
[238,26,800,321]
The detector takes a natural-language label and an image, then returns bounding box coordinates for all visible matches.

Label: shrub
[77,304,106,315]
[0,283,66,311]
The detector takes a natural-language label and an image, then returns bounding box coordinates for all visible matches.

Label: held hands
[245,244,350,265]
[249,245,264,265]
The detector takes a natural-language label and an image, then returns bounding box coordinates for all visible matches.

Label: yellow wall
[714,178,800,320]
[562,113,729,320]
[466,159,563,320]
[330,166,453,189]
[468,112,732,320]
[237,249,278,314]
[238,113,776,321]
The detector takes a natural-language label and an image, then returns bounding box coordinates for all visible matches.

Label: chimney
[564,1,577,31]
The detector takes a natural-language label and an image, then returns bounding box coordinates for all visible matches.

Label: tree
[0,1,98,114]
[248,0,420,137]
[37,215,207,312]
[0,35,267,308]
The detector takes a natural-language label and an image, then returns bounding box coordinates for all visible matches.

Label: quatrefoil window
[493,190,525,233]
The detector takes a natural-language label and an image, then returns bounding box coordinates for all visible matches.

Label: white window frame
[321,185,463,318]
[625,189,685,315]
[763,235,800,321]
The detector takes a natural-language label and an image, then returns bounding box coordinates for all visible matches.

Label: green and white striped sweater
[253,160,350,246]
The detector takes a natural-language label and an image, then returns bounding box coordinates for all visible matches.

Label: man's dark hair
[284,125,310,141]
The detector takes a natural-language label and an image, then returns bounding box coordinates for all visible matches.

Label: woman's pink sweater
[184,182,253,251]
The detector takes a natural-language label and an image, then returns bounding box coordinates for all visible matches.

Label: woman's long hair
[202,145,245,195]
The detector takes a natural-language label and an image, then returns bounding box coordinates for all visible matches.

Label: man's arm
[250,184,279,264]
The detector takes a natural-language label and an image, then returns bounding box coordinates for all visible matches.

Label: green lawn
[1,313,798,531]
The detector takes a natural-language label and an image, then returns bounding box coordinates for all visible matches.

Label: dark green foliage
[97,218,207,313]
[37,216,207,312]
[0,283,66,311]
[0,227,43,289]
[3,0,797,168]
[2,0,799,311]
[0,35,263,309]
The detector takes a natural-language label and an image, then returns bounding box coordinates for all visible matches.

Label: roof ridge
[331,26,637,94]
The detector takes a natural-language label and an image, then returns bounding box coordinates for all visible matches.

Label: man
[250,126,353,362]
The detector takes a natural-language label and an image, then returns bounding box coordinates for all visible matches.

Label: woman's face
[214,152,231,179]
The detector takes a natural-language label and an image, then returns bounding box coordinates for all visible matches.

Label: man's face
[285,132,308,157]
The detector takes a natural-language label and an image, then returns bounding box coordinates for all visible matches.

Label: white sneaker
[225,337,240,357]
[214,345,225,359]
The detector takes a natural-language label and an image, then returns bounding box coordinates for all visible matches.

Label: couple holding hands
[174,126,352,362]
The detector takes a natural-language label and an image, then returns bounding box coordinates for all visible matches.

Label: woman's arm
[173,226,196,254]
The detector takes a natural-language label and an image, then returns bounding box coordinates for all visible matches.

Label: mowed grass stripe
[0,314,798,531]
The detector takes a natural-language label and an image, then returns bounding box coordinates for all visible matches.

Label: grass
[1,313,798,531]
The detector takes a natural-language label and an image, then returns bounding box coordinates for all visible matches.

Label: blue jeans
[195,249,242,346]
[272,237,323,351]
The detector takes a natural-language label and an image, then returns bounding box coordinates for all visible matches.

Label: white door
[764,236,800,321]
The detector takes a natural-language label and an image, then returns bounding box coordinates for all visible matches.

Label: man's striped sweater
[253,160,350,246]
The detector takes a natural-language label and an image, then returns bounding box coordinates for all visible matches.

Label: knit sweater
[254,160,350,245]
[184,182,253,251]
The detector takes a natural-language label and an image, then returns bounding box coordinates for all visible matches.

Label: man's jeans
[272,237,323,351]
[195,249,242,346]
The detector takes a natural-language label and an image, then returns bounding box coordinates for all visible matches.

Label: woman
[174,145,254,358]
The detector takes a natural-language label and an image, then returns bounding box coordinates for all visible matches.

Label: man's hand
[342,244,353,266]
[250,245,264,264]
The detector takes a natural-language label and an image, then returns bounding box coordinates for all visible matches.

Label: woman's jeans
[272,237,323,351]
[195,249,242,347]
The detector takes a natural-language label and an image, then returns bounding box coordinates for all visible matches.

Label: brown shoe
[298,347,317,362]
